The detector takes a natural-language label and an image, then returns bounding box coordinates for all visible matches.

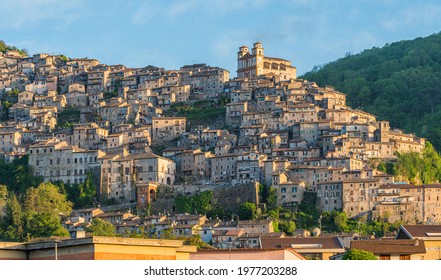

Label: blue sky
[1,0,441,76]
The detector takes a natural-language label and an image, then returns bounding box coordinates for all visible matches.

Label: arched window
[148,165,153,172]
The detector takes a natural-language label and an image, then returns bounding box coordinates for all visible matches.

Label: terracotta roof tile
[400,225,441,238]
[351,239,426,254]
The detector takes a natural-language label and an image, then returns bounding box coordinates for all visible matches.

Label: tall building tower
[252,42,264,56]
[378,121,390,142]
[238,45,249,59]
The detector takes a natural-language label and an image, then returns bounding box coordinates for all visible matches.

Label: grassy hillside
[301,32,441,150]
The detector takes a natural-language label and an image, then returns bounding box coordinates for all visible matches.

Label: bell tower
[238,45,249,59]
[378,121,390,142]
[252,42,264,56]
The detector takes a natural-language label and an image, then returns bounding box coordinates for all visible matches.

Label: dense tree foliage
[53,172,97,209]
[165,100,226,126]
[175,191,213,214]
[206,207,229,220]
[0,193,24,241]
[25,212,69,238]
[342,249,377,260]
[86,218,116,237]
[260,185,277,209]
[0,185,7,212]
[375,142,441,184]
[0,156,43,194]
[0,182,71,241]
[301,32,441,151]
[278,220,296,235]
[238,202,257,220]
[56,106,81,129]
[24,182,73,216]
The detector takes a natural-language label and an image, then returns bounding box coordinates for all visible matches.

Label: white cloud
[0,0,85,29]
[381,4,441,31]
[166,0,268,19]
[132,1,160,24]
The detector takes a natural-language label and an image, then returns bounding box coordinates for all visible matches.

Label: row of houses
[64,205,441,260]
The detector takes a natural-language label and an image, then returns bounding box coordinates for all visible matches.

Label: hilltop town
[1,42,441,260]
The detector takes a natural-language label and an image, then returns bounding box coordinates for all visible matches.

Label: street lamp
[54,240,62,260]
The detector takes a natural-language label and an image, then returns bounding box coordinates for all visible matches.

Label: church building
[237,42,297,80]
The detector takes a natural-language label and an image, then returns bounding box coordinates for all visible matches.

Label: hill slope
[301,32,441,150]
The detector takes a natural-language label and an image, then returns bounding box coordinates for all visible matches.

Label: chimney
[415,239,419,246]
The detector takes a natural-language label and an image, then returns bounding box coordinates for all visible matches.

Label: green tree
[342,249,377,260]
[191,191,213,214]
[175,191,212,214]
[180,235,212,249]
[334,212,348,232]
[0,194,24,241]
[238,202,257,220]
[0,185,7,212]
[279,220,296,235]
[25,212,69,238]
[175,195,192,213]
[72,172,97,208]
[206,207,225,219]
[24,182,73,216]
[56,107,80,129]
[0,156,43,194]
[86,218,116,237]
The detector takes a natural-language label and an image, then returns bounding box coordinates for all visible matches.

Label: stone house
[17,91,34,105]
[68,82,86,93]
[72,123,109,150]
[230,90,252,103]
[282,103,319,125]
[71,207,105,223]
[0,131,22,153]
[28,138,102,185]
[237,220,274,234]
[225,101,248,128]
[173,149,211,181]
[87,69,109,94]
[66,58,100,71]
[99,151,176,202]
[189,66,229,99]
[151,117,186,142]
[65,90,89,107]
[210,153,237,182]
[316,181,343,211]
[236,151,264,184]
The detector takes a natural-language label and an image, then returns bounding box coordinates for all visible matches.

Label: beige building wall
[152,117,186,141]
[29,138,101,185]
[0,237,196,260]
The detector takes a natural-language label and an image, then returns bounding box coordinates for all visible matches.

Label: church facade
[237,42,297,80]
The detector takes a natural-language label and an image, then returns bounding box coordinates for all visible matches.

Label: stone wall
[151,182,260,214]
